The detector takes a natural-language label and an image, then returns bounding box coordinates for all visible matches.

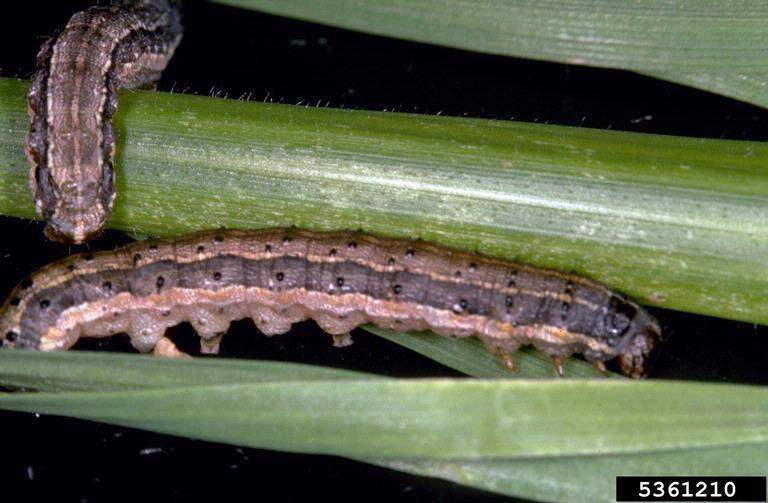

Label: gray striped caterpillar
[26,0,183,244]
[0,229,661,377]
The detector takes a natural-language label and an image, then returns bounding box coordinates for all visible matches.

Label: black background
[1,1,767,501]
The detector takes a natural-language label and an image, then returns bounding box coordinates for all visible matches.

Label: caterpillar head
[617,319,661,378]
[598,294,661,378]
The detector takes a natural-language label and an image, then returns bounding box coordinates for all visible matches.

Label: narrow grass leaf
[214,0,768,108]
[0,379,765,459]
[0,349,377,391]
[363,326,609,378]
[375,442,768,503]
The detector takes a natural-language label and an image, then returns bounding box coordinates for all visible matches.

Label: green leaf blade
[1,376,765,459]
[377,443,768,503]
[0,349,377,392]
[213,0,768,108]
[364,326,611,378]
[1,350,765,501]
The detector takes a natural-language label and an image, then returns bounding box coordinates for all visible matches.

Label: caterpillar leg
[331,332,354,348]
[551,356,565,377]
[591,359,610,376]
[499,352,517,372]
[200,333,224,354]
[153,336,191,358]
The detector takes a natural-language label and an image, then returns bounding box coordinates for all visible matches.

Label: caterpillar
[0,228,660,377]
[26,0,183,244]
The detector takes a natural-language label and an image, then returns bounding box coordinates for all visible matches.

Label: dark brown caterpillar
[0,229,660,377]
[26,0,182,244]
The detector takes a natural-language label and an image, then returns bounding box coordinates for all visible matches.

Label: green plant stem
[2,78,767,325]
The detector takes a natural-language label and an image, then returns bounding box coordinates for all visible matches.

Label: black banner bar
[616,476,766,502]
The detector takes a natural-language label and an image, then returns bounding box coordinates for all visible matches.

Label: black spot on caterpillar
[0,229,661,377]
[26,0,183,244]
